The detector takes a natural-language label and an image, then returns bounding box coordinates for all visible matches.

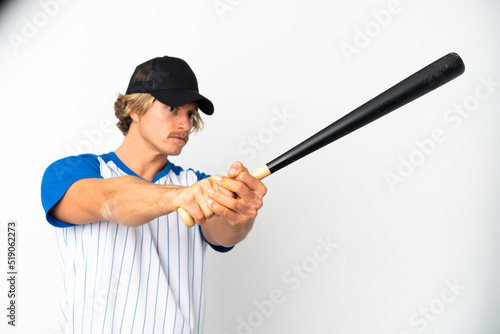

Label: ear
[129,110,140,123]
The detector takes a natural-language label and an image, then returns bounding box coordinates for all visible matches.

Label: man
[41,56,267,333]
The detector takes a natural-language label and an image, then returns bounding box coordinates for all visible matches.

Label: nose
[176,111,192,132]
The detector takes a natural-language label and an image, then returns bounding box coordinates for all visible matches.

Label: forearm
[52,171,222,227]
[107,177,257,240]
[103,176,179,226]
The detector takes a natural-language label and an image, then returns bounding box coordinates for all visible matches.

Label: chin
[165,147,184,157]
[161,142,186,156]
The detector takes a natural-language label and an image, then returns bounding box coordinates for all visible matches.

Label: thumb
[227,161,244,178]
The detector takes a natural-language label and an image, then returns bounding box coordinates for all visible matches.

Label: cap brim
[150,89,214,115]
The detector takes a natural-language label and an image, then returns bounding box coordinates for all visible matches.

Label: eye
[167,106,177,112]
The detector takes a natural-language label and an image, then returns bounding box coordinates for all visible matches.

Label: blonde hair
[114,93,204,135]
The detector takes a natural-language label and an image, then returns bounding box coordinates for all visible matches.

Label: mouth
[168,133,189,145]
[170,137,186,144]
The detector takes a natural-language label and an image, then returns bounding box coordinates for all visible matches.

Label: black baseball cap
[125,56,214,115]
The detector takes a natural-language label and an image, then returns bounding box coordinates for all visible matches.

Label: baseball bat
[178,52,465,227]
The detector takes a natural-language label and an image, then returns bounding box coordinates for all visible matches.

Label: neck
[115,131,168,181]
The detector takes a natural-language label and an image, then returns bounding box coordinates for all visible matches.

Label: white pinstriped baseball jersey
[41,152,231,333]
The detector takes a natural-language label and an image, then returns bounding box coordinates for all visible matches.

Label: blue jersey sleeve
[195,170,210,181]
[41,154,102,228]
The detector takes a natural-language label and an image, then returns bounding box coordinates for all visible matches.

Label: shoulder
[41,153,105,227]
[42,153,101,182]
[172,162,210,181]
[158,161,210,186]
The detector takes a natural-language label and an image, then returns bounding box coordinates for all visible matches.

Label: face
[132,100,198,157]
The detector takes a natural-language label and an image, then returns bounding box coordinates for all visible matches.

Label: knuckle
[193,183,203,194]
[213,206,223,217]
[204,208,215,219]
[193,212,204,222]
[234,182,245,193]
[236,171,248,181]
[261,184,268,196]
[233,200,245,213]
[222,207,231,218]
[236,215,248,225]
[198,179,212,190]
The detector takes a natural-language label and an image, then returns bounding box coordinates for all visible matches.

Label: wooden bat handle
[250,164,271,180]
[176,165,271,228]
[177,207,196,228]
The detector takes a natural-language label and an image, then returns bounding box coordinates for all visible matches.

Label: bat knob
[177,207,195,228]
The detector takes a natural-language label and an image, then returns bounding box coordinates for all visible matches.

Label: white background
[1,0,499,333]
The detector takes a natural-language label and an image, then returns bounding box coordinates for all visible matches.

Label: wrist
[161,184,183,213]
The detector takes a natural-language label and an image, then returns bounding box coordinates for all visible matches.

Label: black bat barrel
[266,52,465,174]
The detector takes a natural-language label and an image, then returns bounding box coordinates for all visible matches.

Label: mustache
[168,131,190,140]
